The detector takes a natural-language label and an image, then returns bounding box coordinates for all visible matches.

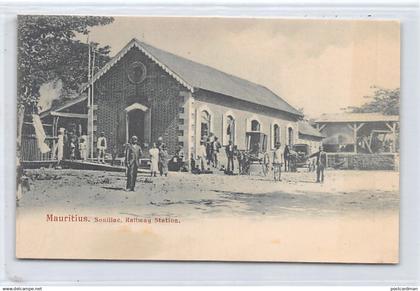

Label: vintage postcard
[16,16,400,263]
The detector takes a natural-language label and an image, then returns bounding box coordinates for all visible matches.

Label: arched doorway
[200,110,211,141]
[128,110,145,143]
[226,115,235,144]
[125,103,151,145]
[273,124,280,146]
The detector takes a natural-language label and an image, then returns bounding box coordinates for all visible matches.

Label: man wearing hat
[309,145,327,183]
[125,135,143,191]
[272,142,284,181]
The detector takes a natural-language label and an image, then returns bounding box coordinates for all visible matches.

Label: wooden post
[125,111,129,144]
[347,123,364,153]
[317,123,326,132]
[195,108,200,157]
[51,116,56,160]
[386,122,397,153]
[353,124,357,153]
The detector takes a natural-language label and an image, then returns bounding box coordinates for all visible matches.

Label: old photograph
[16,16,400,262]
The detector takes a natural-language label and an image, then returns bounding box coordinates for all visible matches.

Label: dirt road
[19,168,399,218]
[16,168,399,262]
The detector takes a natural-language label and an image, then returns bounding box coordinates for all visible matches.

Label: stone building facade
[79,38,303,161]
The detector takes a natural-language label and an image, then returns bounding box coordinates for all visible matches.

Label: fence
[22,135,56,161]
[326,152,399,171]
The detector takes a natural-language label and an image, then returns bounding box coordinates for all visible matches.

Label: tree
[16,15,114,199]
[347,87,400,115]
[18,15,113,110]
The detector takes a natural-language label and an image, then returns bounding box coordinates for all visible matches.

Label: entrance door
[125,102,151,146]
[128,109,145,144]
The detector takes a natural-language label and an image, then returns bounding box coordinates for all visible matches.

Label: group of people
[262,143,327,183]
[124,135,172,191]
[65,129,326,192]
[193,135,239,174]
[54,126,89,165]
[55,129,110,165]
[189,133,327,183]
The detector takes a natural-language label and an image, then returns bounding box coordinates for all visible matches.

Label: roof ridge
[136,39,268,89]
[136,39,302,116]
[82,38,302,117]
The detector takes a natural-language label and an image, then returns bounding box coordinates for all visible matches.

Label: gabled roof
[298,121,325,138]
[82,38,302,117]
[315,112,399,123]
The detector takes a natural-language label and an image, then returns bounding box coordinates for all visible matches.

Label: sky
[83,17,400,118]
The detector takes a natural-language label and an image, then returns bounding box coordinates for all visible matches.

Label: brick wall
[93,47,186,156]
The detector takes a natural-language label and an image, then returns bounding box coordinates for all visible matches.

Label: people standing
[125,136,142,191]
[283,145,290,172]
[69,137,76,160]
[159,144,169,177]
[237,150,244,175]
[149,143,159,177]
[225,140,235,174]
[63,130,69,160]
[156,136,164,173]
[55,128,65,168]
[206,137,213,167]
[197,141,207,172]
[273,142,283,181]
[309,145,327,183]
[79,135,88,161]
[174,145,185,171]
[262,150,271,177]
[211,136,221,168]
[97,132,107,164]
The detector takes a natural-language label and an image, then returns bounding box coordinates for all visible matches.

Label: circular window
[127,61,147,84]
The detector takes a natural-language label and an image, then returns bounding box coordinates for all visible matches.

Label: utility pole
[87,36,92,159]
[91,47,96,161]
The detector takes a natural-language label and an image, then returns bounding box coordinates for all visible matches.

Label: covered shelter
[297,121,325,154]
[314,113,399,154]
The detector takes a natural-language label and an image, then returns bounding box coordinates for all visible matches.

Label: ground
[19,168,399,218]
[16,168,399,262]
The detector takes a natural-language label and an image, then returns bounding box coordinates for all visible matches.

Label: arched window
[288,127,294,145]
[273,124,280,146]
[251,120,261,132]
[200,110,211,141]
[226,115,235,144]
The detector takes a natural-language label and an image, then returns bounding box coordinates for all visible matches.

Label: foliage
[17,15,114,112]
[347,87,400,115]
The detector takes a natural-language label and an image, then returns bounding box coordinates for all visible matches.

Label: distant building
[297,121,325,154]
[314,113,399,154]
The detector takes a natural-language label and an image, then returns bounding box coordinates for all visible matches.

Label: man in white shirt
[197,141,207,172]
[97,132,107,164]
[272,142,283,181]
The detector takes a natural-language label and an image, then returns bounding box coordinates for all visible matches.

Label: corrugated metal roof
[298,121,325,138]
[83,38,302,117]
[315,112,399,123]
